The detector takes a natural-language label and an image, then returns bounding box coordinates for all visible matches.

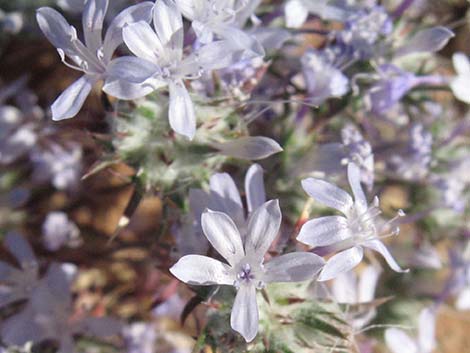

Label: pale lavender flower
[170,200,325,341]
[42,211,82,251]
[365,65,446,115]
[0,233,39,309]
[297,163,407,281]
[174,0,264,57]
[301,48,349,106]
[388,124,433,181]
[450,52,470,104]
[336,6,392,60]
[332,265,381,329]
[36,0,154,120]
[332,265,381,304]
[177,164,267,256]
[1,263,122,352]
[30,142,82,191]
[104,0,241,139]
[385,307,437,353]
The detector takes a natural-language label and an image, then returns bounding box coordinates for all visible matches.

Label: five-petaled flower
[36,0,153,120]
[103,0,241,140]
[297,163,408,281]
[170,199,325,342]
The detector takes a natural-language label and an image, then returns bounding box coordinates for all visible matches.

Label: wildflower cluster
[0,0,469,352]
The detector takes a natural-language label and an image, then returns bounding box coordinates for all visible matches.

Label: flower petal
[174,0,201,20]
[189,188,210,220]
[208,173,244,229]
[153,0,183,55]
[4,232,37,268]
[296,216,351,247]
[453,52,470,76]
[331,270,358,303]
[284,0,309,28]
[51,75,96,121]
[106,56,160,84]
[0,261,16,280]
[396,26,454,57]
[301,177,353,215]
[456,287,470,310]
[245,164,266,213]
[1,306,43,345]
[201,210,244,266]
[347,163,367,209]
[170,255,234,285]
[123,21,163,62]
[358,265,381,302]
[362,240,409,273]
[168,80,196,139]
[245,200,281,259]
[103,1,154,62]
[36,7,76,56]
[263,252,325,283]
[318,246,364,282]
[103,76,164,100]
[385,328,418,353]
[193,40,243,71]
[450,76,470,104]
[82,0,108,54]
[230,284,259,342]
[212,136,283,160]
[418,307,436,352]
[213,25,265,58]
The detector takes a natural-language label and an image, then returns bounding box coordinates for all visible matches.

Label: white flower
[42,212,82,251]
[450,52,470,104]
[297,163,407,281]
[174,0,264,56]
[301,49,349,106]
[36,0,154,120]
[177,164,267,256]
[385,307,437,353]
[331,265,381,329]
[170,200,325,342]
[104,0,240,139]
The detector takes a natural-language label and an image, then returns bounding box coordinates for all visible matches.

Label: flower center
[348,198,404,243]
[233,261,265,289]
[237,263,255,282]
